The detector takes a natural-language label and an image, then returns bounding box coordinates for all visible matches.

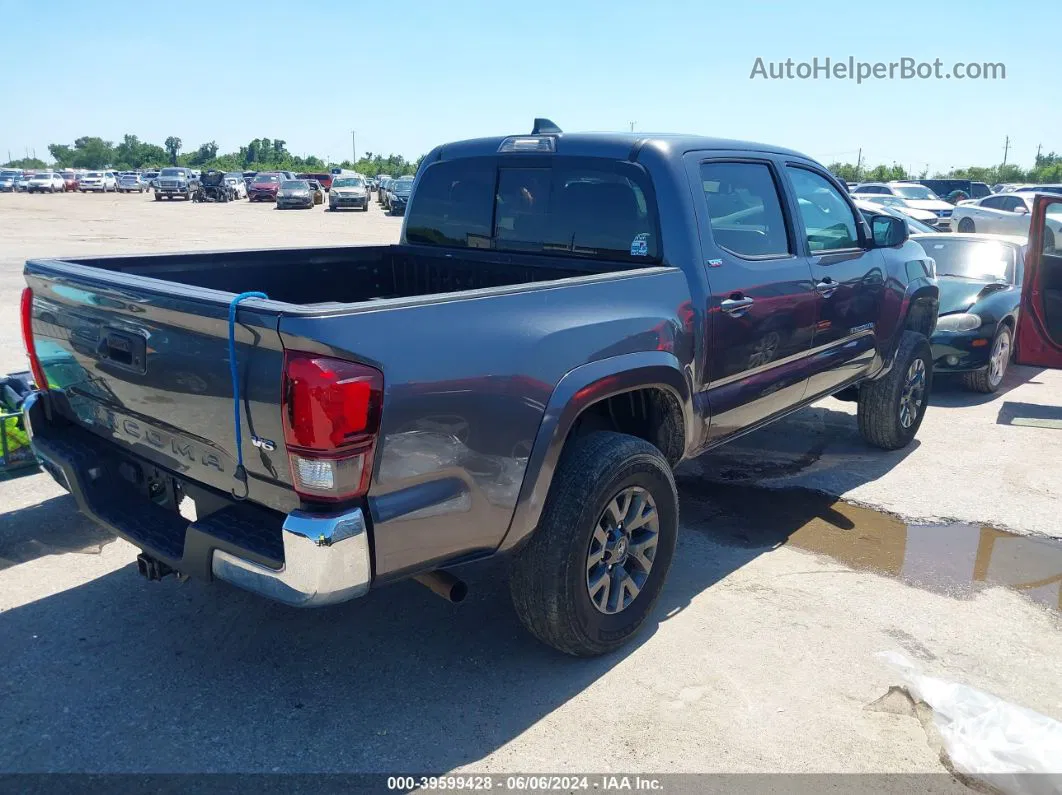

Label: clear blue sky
[2,0,1056,173]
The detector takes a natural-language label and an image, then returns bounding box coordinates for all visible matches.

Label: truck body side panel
[278,267,693,580]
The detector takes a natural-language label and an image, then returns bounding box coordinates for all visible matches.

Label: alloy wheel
[585,486,659,615]
[899,358,927,428]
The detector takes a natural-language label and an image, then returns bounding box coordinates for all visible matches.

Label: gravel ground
[0,191,1059,780]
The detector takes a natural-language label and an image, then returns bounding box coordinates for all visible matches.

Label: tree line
[9,134,1060,187]
[2,134,423,177]
[827,153,1062,185]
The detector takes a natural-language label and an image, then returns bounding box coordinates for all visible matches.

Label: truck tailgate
[24,261,297,514]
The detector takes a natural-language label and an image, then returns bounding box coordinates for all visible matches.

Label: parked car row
[0,168,170,193]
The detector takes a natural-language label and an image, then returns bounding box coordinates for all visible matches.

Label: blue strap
[228,291,268,494]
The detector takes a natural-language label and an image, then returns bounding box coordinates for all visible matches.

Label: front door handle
[720,296,755,316]
[815,279,838,298]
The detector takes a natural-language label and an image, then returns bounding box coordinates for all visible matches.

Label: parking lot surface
[0,192,1059,777]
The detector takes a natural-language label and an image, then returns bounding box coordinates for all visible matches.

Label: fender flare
[876,280,939,379]
[497,351,694,554]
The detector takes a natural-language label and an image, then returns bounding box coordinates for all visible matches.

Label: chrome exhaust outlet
[413,570,467,603]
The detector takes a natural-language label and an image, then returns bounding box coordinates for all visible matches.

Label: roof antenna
[532,118,562,135]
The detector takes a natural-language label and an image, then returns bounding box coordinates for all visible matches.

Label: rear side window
[406,158,658,261]
[701,162,791,258]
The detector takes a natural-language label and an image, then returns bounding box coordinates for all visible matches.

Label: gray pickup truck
[20,120,941,655]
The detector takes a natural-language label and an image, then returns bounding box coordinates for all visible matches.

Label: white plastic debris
[879,651,1062,795]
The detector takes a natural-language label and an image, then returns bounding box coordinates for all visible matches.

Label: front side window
[980,196,1005,210]
[788,167,861,252]
[700,162,790,258]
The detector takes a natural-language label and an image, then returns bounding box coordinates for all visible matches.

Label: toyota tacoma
[20,120,943,656]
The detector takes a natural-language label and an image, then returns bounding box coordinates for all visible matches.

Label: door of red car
[1015,194,1062,368]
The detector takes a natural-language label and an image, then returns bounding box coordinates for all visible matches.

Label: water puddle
[675,477,1062,613]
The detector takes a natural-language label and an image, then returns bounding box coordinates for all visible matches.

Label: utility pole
[1002,135,1010,167]
[351,130,357,164]
[1036,143,1043,165]
[629,121,636,132]
[855,147,862,180]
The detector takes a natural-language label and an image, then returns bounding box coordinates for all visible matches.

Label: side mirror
[870,214,908,248]
[1013,205,1029,215]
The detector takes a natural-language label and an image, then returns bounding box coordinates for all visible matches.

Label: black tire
[962,324,1011,393]
[509,431,678,657]
[154,193,161,201]
[857,330,932,450]
[958,217,975,233]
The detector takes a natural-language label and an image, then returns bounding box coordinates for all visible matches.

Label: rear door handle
[720,296,755,316]
[815,279,838,298]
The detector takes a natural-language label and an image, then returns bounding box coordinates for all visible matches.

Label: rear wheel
[958,217,975,233]
[962,324,1011,393]
[857,330,932,450]
[509,431,678,656]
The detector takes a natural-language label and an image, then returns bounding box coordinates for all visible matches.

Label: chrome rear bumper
[211,508,371,607]
[23,390,372,608]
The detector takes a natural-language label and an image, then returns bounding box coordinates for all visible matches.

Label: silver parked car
[0,170,22,192]
[118,173,146,193]
[328,176,370,211]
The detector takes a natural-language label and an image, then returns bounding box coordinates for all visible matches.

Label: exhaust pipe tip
[413,570,468,604]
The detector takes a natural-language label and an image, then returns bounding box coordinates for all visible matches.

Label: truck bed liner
[60,245,619,306]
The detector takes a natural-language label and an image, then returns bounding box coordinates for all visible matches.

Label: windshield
[281,180,308,190]
[86,172,103,178]
[333,178,364,188]
[920,239,1016,282]
[254,174,279,183]
[1,171,18,178]
[393,179,414,190]
[159,168,183,177]
[893,185,940,200]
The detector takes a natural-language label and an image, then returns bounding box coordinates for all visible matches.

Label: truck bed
[59,244,621,306]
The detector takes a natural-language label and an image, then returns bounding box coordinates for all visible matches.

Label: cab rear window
[406,158,659,262]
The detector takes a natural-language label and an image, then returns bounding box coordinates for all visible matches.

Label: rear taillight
[282,351,383,502]
[20,288,48,391]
